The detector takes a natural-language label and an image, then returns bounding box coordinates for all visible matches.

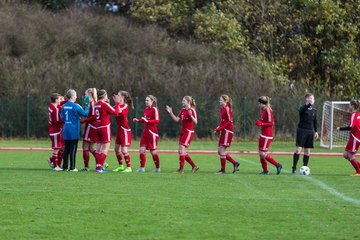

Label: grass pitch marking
[237,156,360,207]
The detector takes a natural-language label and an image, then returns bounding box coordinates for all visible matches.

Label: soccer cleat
[292,167,296,174]
[48,158,54,169]
[96,168,108,173]
[137,168,145,173]
[80,167,90,172]
[122,167,132,173]
[233,162,240,173]
[53,166,63,171]
[276,163,283,175]
[113,165,125,172]
[103,162,109,169]
[174,169,184,174]
[69,168,78,172]
[259,171,269,175]
[216,170,225,175]
[350,173,360,177]
[191,166,199,174]
[153,168,161,173]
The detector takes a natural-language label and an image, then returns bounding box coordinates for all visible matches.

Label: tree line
[16,0,360,99]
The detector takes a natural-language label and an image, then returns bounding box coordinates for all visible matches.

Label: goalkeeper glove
[83,96,90,107]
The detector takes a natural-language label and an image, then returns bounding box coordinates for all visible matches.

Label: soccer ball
[299,166,310,175]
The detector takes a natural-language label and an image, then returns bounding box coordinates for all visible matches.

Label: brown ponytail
[119,91,134,109]
[97,89,107,100]
[350,100,360,112]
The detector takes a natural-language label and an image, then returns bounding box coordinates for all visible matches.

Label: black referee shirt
[297,104,317,132]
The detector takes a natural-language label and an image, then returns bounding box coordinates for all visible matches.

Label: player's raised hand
[165,105,172,114]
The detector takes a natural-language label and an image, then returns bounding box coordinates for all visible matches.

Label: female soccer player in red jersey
[213,95,240,174]
[80,88,98,171]
[133,95,160,173]
[166,96,199,174]
[93,89,121,173]
[113,91,134,173]
[48,93,64,171]
[255,96,282,175]
[337,100,360,176]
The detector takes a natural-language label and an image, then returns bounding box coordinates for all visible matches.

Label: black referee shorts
[296,128,314,148]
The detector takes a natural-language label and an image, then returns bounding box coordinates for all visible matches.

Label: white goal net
[320,101,350,149]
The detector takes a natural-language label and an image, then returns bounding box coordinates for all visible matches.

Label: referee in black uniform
[292,93,319,173]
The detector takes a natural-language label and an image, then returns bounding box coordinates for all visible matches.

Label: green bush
[193,3,247,52]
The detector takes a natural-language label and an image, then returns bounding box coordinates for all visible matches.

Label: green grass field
[0,140,359,239]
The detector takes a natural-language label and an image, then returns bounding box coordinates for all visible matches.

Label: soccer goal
[320,101,350,149]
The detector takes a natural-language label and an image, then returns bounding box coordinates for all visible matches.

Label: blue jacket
[61,101,89,140]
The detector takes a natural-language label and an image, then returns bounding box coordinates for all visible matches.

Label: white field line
[237,156,360,207]
[0,147,342,156]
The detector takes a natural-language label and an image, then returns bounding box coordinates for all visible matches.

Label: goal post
[320,101,350,149]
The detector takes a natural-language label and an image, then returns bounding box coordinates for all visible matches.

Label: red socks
[185,154,195,167]
[58,149,63,166]
[260,154,278,172]
[152,153,160,168]
[265,154,279,167]
[260,157,268,172]
[220,155,226,171]
[116,152,123,165]
[83,150,90,168]
[124,153,131,167]
[52,152,58,168]
[179,155,185,170]
[140,153,160,168]
[226,154,236,164]
[140,153,146,168]
[349,159,360,174]
[95,153,107,169]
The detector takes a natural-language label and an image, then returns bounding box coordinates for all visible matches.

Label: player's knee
[179,150,186,156]
[343,152,349,160]
[259,152,266,159]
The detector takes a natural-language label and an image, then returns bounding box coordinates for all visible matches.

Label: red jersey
[94,101,120,127]
[259,107,274,137]
[350,112,360,138]
[48,103,63,134]
[81,100,97,125]
[139,106,160,133]
[115,104,130,129]
[215,105,234,132]
[178,108,196,131]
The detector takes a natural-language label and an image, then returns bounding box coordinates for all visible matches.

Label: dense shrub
[0,3,279,99]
